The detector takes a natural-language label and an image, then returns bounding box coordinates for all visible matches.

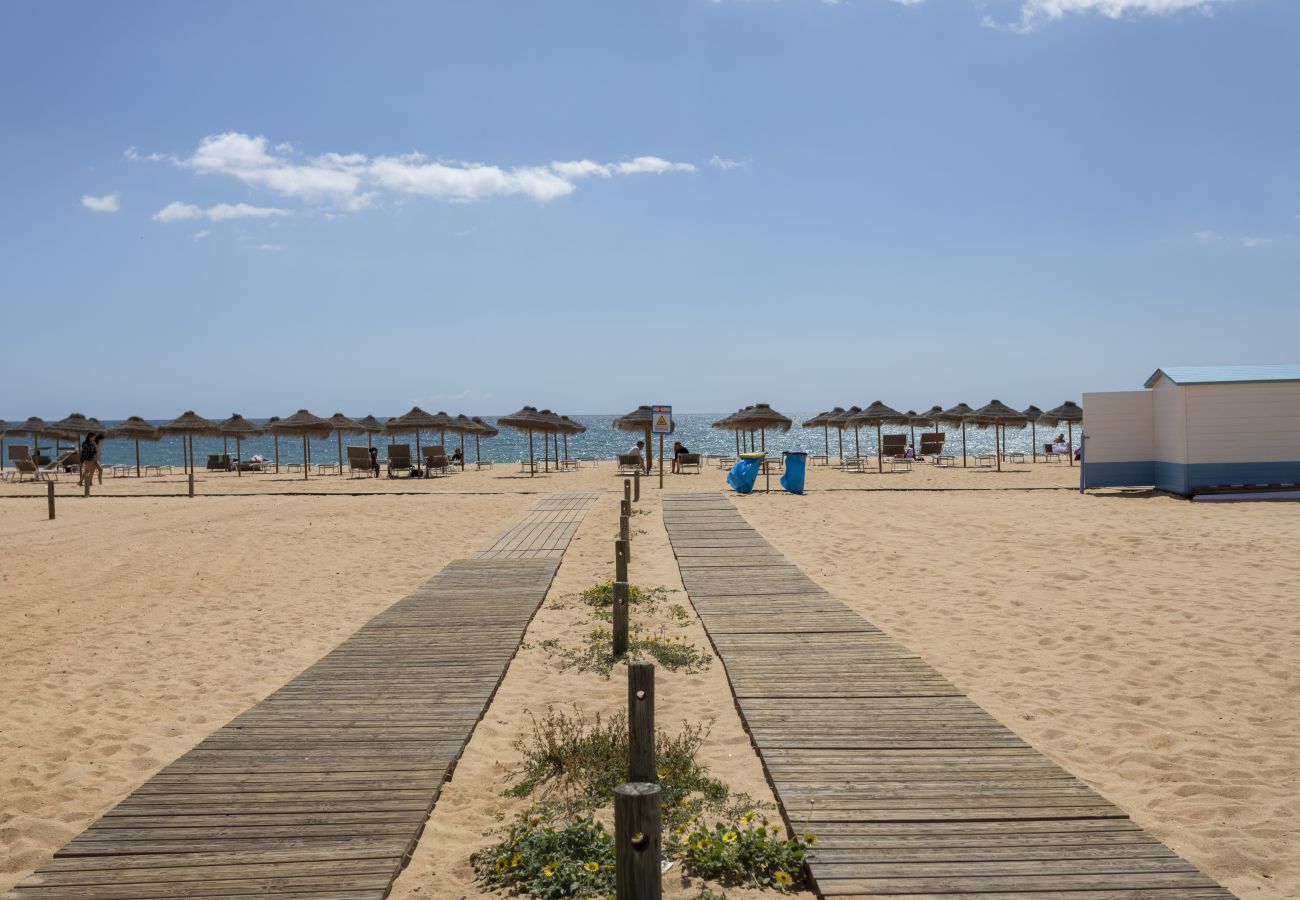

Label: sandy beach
[2,459,1296,898]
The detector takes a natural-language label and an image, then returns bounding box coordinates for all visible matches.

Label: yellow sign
[651,405,673,434]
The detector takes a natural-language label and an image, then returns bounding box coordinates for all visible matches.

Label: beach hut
[325,413,365,475]
[470,416,498,469]
[159,411,218,475]
[271,410,333,480]
[847,402,908,472]
[939,403,975,467]
[1039,400,1084,469]
[1081,367,1300,494]
[970,400,1027,473]
[499,406,550,476]
[217,414,263,477]
[109,416,161,477]
[613,406,658,473]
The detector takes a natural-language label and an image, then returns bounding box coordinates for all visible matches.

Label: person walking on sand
[78,432,104,488]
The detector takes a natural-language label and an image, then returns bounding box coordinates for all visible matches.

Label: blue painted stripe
[1084,460,1300,494]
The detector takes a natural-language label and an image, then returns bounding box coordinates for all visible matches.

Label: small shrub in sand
[472,812,614,898]
[674,812,812,892]
[539,625,712,677]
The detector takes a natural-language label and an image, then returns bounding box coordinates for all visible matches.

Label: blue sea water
[5,413,1071,470]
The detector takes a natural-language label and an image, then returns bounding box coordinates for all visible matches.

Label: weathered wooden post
[188,471,195,498]
[615,661,660,899]
[620,497,632,562]
[628,661,655,780]
[614,539,629,656]
[633,468,640,502]
[83,480,90,498]
[624,478,631,506]
[615,538,628,582]
[47,481,55,520]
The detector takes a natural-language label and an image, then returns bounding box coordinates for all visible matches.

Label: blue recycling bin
[780,451,808,495]
[726,453,765,494]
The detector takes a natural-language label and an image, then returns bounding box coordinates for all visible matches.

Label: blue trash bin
[727,453,765,495]
[780,451,807,495]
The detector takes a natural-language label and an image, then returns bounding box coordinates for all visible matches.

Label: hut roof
[159,411,219,434]
[218,414,263,436]
[730,403,792,432]
[270,409,333,434]
[1038,400,1083,425]
[471,416,499,438]
[109,416,161,440]
[847,401,908,426]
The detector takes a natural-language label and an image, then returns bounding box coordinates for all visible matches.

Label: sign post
[651,406,672,490]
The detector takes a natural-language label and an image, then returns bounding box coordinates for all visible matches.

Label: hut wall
[1079,390,1154,489]
[1178,382,1300,489]
[1151,377,1189,494]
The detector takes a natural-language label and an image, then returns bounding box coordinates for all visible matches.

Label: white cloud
[153,201,290,223]
[1194,229,1277,249]
[132,133,698,211]
[81,192,120,213]
[192,230,210,240]
[1006,0,1230,31]
[709,155,741,171]
[254,243,284,252]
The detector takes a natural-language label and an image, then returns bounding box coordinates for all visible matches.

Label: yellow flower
[657,769,667,780]
[542,863,557,878]
[774,870,793,887]
[740,811,755,825]
[722,831,738,844]
[511,853,522,867]
[770,825,780,834]
[696,837,710,850]
[803,832,817,846]
[584,861,600,873]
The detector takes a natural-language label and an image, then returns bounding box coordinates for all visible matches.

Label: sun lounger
[10,458,42,482]
[424,446,451,476]
[676,452,702,474]
[387,444,413,477]
[316,462,340,475]
[888,457,912,473]
[716,455,737,469]
[975,453,997,468]
[346,446,374,478]
[1043,443,1065,463]
[881,434,907,459]
[206,454,231,472]
[617,453,643,475]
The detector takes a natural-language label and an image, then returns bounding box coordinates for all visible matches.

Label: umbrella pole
[135,439,141,477]
[734,430,739,455]
[644,426,652,475]
[543,431,550,473]
[302,434,309,480]
[1068,421,1074,467]
[223,435,228,458]
[563,433,569,467]
[337,431,343,476]
[1032,422,1037,463]
[996,424,1002,473]
[876,424,883,473]
[460,433,466,470]
[236,436,242,477]
[475,435,481,469]
[961,423,967,467]
[854,427,860,461]
[274,435,280,474]
[528,429,535,477]
[838,427,843,462]
[823,425,829,459]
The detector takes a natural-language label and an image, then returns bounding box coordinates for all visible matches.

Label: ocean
[7,413,1074,470]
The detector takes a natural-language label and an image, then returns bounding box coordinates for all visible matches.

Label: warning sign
[651,405,673,434]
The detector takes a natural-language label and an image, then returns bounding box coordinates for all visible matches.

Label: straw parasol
[613,406,657,473]
[52,414,107,458]
[1021,404,1043,462]
[470,416,498,469]
[451,414,478,469]
[270,410,333,480]
[109,416,161,477]
[266,416,281,472]
[218,414,263,477]
[499,406,551,476]
[534,409,568,473]
[970,400,1027,472]
[159,411,219,475]
[355,415,385,449]
[803,411,835,459]
[557,415,586,469]
[384,406,445,463]
[729,403,792,453]
[325,413,365,475]
[1038,401,1083,467]
[848,402,908,472]
[711,412,741,456]
[939,403,975,467]
[825,406,858,462]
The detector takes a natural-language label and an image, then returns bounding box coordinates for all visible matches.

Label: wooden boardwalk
[473,490,601,559]
[662,493,1234,900]
[9,492,597,900]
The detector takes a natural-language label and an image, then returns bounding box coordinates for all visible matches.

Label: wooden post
[615,538,628,583]
[614,782,662,900]
[658,434,664,489]
[188,471,195,497]
[47,481,55,520]
[613,579,629,657]
[620,500,631,562]
[624,478,631,506]
[83,480,90,498]
[628,661,654,781]
[633,468,640,502]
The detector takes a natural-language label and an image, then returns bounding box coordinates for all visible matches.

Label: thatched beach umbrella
[452,415,478,468]
[557,415,586,468]
[109,416,161,477]
[159,411,219,475]
[848,402,908,472]
[613,406,657,473]
[266,416,281,472]
[325,413,364,475]
[1021,404,1043,462]
[499,405,550,476]
[217,414,263,477]
[533,409,568,472]
[271,410,333,480]
[939,403,974,467]
[355,415,385,449]
[711,412,741,455]
[970,400,1027,473]
[384,406,444,463]
[730,403,791,454]
[802,411,834,459]
[52,413,106,458]
[1038,401,1083,467]
[470,416,498,468]
[826,406,858,462]
[10,417,64,466]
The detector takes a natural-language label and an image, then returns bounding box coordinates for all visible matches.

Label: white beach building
[1082,365,1300,496]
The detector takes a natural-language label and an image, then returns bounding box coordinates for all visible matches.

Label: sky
[2,0,1298,419]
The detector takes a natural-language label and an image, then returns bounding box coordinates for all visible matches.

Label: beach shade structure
[266,416,281,472]
[470,416,498,468]
[423,410,462,458]
[613,405,659,473]
[534,409,565,472]
[159,411,219,476]
[9,417,65,466]
[451,415,479,468]
[271,410,334,480]
[939,402,975,467]
[217,414,263,477]
[557,415,586,468]
[711,412,741,455]
[1038,400,1084,467]
[970,400,1028,472]
[355,415,385,450]
[848,402,909,472]
[729,403,792,453]
[827,406,860,462]
[802,410,835,459]
[325,413,365,475]
[1021,404,1043,462]
[108,416,161,477]
[51,413,107,458]
[384,406,445,464]
[499,406,552,476]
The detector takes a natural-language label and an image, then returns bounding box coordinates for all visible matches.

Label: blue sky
[2,0,1298,418]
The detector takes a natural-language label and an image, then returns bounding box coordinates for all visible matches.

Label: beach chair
[346,446,374,478]
[8,446,43,482]
[206,454,231,472]
[919,432,954,466]
[1043,443,1064,463]
[387,444,413,477]
[716,455,737,469]
[881,434,907,459]
[424,446,451,476]
[676,452,702,474]
[617,453,642,475]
